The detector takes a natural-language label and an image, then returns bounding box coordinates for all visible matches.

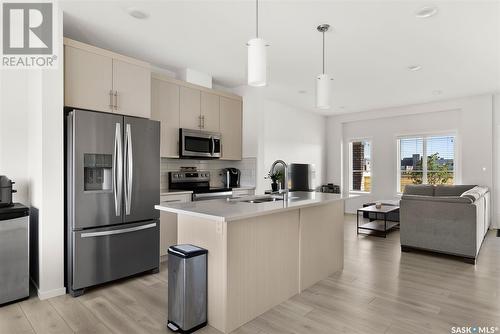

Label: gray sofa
[400,184,490,264]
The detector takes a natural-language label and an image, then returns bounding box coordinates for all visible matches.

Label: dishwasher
[0,203,30,305]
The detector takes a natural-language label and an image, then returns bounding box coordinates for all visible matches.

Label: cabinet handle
[202,115,205,129]
[114,91,118,110]
[109,90,114,110]
[198,115,202,129]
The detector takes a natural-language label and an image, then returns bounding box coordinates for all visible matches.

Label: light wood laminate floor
[1,214,499,334]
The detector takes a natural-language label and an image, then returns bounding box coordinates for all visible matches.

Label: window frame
[396,133,458,194]
[348,138,372,194]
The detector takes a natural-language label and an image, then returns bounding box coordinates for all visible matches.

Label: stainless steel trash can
[167,244,207,333]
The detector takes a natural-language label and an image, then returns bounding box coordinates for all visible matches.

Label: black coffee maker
[222,168,241,188]
[0,176,16,208]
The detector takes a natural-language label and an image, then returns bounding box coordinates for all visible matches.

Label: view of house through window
[398,135,455,192]
[350,140,371,192]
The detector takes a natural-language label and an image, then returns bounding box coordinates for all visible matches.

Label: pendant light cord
[256,0,259,38]
[322,31,325,74]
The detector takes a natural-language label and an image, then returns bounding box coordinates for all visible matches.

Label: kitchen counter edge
[155,192,345,223]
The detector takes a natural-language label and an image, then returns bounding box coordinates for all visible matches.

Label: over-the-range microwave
[179,128,221,159]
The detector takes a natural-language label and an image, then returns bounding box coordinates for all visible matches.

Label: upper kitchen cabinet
[112,59,151,118]
[179,87,220,132]
[201,92,220,132]
[151,77,180,158]
[220,97,242,160]
[151,73,243,160]
[64,38,151,118]
[179,86,201,129]
[64,45,113,113]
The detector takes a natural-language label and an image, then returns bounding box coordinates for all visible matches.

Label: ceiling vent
[180,68,213,89]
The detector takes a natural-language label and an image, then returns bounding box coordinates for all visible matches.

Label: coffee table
[357,204,400,238]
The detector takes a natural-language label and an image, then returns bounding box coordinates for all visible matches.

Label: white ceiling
[61,0,500,115]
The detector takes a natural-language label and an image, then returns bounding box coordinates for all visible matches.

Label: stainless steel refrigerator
[66,109,160,296]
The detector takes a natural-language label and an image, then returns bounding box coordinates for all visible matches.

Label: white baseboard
[37,287,66,300]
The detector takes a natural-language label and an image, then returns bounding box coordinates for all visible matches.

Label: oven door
[180,129,220,158]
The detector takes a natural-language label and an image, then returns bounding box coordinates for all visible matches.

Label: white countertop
[155,191,345,222]
[233,185,256,191]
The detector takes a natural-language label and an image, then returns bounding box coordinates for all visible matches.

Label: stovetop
[168,170,231,194]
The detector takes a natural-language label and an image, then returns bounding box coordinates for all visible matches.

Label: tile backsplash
[160,157,257,192]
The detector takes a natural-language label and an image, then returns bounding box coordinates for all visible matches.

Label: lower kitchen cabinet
[159,212,178,256]
[159,193,192,256]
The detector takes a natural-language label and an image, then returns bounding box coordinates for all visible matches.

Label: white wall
[0,9,65,299]
[327,94,494,215]
[493,93,500,228]
[38,23,65,299]
[233,86,327,194]
[0,70,35,205]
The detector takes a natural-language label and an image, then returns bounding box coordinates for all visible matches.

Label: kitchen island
[155,192,345,333]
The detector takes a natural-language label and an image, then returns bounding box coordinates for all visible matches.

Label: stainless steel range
[169,168,232,201]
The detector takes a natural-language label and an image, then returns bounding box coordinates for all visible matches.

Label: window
[398,135,455,192]
[349,140,371,192]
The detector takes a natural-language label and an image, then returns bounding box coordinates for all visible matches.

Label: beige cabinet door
[179,86,201,129]
[151,79,180,158]
[160,212,178,256]
[201,92,220,132]
[64,46,113,112]
[113,59,151,118]
[220,97,242,160]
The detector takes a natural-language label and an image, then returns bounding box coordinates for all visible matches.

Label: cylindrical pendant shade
[247,38,267,87]
[316,73,330,109]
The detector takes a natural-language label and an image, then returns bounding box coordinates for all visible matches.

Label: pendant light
[316,24,331,109]
[247,0,267,87]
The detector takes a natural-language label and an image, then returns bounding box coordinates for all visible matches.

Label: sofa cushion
[435,185,476,197]
[403,185,435,196]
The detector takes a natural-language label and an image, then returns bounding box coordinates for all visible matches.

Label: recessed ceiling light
[408,65,422,71]
[416,6,438,18]
[127,7,149,19]
[298,90,307,94]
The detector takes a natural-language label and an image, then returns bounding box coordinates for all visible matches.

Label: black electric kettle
[0,176,16,208]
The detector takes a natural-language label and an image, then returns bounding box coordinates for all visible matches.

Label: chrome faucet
[270,160,288,201]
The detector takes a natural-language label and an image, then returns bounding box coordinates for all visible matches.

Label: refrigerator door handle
[80,222,157,238]
[113,122,123,216]
[125,123,133,215]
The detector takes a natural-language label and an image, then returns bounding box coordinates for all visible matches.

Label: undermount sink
[242,196,283,204]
